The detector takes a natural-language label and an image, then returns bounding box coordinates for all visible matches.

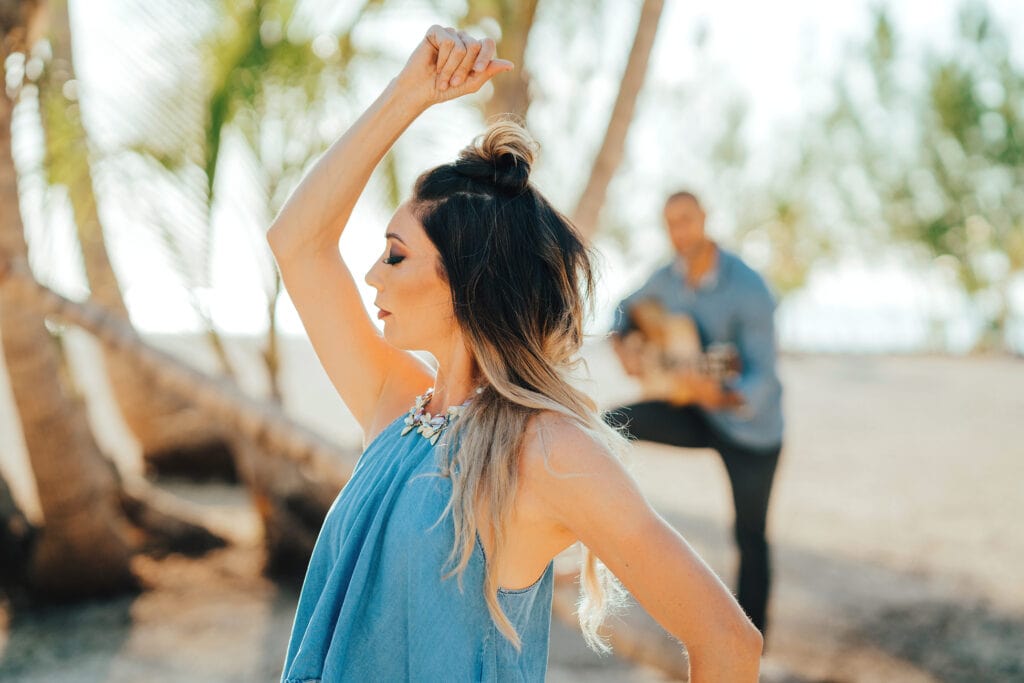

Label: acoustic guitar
[617,299,743,407]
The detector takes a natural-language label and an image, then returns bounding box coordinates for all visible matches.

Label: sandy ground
[1,333,1022,682]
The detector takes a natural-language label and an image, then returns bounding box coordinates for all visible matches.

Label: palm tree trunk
[477,0,539,121]
[38,0,238,480]
[262,271,284,403]
[571,0,665,240]
[1,16,136,596]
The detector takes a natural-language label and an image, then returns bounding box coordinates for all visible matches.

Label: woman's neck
[427,335,479,412]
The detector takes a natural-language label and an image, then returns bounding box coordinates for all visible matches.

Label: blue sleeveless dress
[280,411,556,682]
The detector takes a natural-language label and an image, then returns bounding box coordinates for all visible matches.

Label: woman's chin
[382,323,434,353]
[382,326,408,349]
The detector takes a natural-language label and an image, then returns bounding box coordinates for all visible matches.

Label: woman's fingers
[425,24,447,57]
[448,31,482,88]
[475,58,515,81]
[425,25,456,72]
[414,26,513,102]
[473,38,496,73]
[453,57,514,95]
[436,32,468,89]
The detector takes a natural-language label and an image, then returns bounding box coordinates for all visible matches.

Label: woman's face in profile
[364,201,456,352]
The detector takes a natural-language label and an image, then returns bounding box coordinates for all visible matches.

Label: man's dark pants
[604,401,781,637]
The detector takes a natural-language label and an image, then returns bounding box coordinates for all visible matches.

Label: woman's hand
[395,25,514,109]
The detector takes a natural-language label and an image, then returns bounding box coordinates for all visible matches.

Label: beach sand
[1,333,1022,682]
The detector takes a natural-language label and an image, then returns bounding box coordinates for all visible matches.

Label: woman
[269,25,762,682]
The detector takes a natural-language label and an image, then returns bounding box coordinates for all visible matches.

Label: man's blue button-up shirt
[610,247,784,450]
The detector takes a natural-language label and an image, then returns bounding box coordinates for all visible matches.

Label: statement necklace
[401,386,482,445]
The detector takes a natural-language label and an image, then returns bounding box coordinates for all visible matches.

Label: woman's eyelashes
[383,252,405,265]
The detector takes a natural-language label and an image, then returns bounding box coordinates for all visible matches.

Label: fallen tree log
[0,258,357,572]
[118,473,229,559]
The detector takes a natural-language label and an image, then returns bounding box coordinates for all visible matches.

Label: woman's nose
[365,259,382,290]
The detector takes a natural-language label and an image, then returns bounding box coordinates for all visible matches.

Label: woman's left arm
[523,416,763,681]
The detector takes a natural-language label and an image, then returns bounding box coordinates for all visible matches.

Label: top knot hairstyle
[451,120,535,195]
[410,119,629,653]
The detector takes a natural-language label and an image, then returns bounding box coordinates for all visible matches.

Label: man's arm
[608,267,670,376]
[728,279,779,418]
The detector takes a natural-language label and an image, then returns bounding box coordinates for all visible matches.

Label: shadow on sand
[0,593,135,683]
[643,507,1024,683]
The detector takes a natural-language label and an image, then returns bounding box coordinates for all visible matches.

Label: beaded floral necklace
[400,386,483,445]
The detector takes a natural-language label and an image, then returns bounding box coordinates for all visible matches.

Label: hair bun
[455,119,538,195]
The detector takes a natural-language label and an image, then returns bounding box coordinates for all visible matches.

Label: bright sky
[16,0,1024,352]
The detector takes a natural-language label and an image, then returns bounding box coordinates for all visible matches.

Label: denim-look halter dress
[280,408,555,682]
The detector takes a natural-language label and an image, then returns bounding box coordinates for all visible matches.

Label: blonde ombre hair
[412,119,630,652]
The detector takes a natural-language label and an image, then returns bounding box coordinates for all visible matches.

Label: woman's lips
[377,309,391,320]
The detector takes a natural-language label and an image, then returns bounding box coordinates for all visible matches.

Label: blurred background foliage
[821,4,1024,346]
[8,0,1024,365]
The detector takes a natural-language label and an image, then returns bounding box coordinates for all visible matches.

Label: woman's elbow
[727,610,764,657]
[267,223,336,262]
[266,222,299,256]
[741,621,764,659]
[266,224,316,264]
[723,620,764,678]
[692,617,763,680]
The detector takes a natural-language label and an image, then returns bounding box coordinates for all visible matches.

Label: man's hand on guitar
[612,332,646,378]
[672,370,745,411]
[610,308,744,411]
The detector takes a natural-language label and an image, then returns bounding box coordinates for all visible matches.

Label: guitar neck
[659,348,737,381]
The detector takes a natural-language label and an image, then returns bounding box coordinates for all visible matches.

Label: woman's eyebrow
[385,232,407,245]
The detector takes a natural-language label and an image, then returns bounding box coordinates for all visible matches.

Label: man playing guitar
[605,190,784,640]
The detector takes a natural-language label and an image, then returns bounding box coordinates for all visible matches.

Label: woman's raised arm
[265,27,511,435]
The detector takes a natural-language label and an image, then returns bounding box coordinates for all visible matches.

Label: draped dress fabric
[280,411,555,682]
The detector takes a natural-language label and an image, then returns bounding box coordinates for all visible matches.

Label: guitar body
[620,299,741,406]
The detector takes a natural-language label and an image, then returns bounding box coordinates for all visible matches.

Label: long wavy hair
[411,119,629,652]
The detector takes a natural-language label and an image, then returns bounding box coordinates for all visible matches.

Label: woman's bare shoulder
[517,410,645,541]
[519,411,620,483]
